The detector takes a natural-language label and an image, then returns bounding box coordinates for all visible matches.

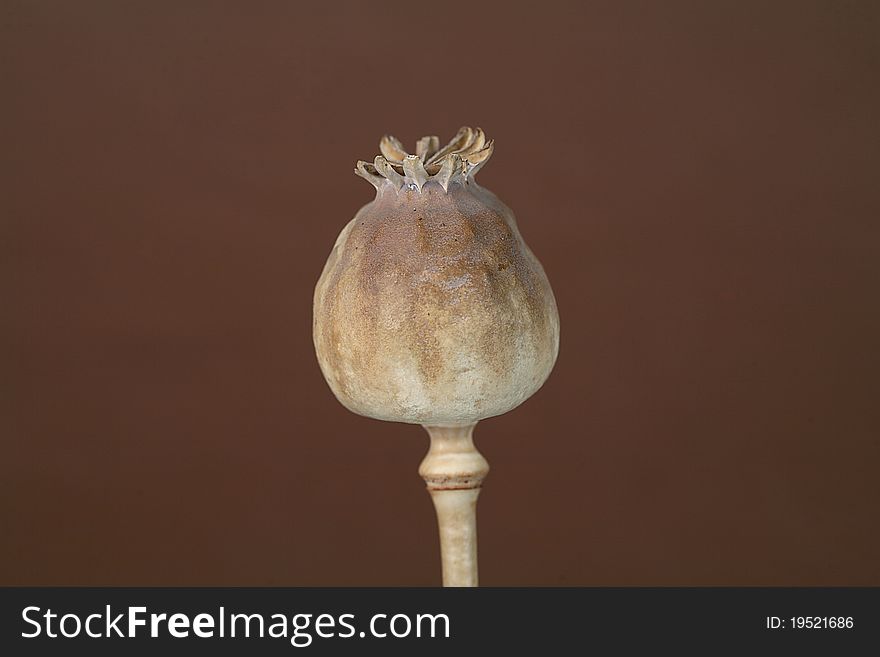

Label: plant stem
[419,423,489,587]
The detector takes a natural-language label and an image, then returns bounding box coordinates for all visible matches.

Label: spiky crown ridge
[355,126,494,193]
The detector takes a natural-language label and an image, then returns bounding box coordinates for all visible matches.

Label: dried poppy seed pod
[313,127,559,585]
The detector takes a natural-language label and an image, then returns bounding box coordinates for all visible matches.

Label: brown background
[2,1,879,585]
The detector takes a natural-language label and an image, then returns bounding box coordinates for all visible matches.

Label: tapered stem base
[419,423,489,587]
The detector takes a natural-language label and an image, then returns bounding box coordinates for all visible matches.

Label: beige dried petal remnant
[314,127,559,426]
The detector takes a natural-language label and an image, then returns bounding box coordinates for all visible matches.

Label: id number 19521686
[766,616,854,629]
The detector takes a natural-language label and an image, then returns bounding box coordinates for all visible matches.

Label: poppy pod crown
[355,126,495,192]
